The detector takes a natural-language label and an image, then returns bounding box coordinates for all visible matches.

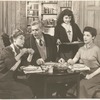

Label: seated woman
[0,29,34,99]
[68,26,100,98]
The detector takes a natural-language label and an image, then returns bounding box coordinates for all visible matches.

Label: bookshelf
[26,1,72,34]
[41,1,58,27]
[27,1,41,25]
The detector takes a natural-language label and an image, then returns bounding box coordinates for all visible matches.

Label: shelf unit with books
[27,1,41,25]
[41,1,58,27]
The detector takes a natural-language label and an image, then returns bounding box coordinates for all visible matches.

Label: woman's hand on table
[67,59,75,65]
[36,58,45,65]
[58,58,65,63]
[20,66,26,70]
[85,74,94,79]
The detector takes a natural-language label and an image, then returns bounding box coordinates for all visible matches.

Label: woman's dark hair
[83,26,97,37]
[56,9,75,25]
[10,28,24,43]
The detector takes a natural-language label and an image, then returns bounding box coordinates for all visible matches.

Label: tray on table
[22,65,43,74]
[68,64,90,71]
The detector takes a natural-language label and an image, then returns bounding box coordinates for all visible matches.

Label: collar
[61,23,71,30]
[35,35,44,44]
[10,44,17,56]
[84,43,95,49]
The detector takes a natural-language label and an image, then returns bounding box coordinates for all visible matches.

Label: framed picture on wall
[60,7,71,12]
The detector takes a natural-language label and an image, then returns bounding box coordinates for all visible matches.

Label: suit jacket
[23,33,56,66]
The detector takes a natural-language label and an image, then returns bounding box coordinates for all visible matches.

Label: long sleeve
[0,47,17,72]
[73,48,82,63]
[54,26,60,44]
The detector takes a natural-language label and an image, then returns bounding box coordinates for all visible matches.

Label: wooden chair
[1,33,11,47]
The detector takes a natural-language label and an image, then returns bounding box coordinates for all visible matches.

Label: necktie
[39,39,43,46]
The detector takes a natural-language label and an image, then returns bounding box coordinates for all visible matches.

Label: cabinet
[41,1,58,27]
[27,1,41,25]
[26,1,72,35]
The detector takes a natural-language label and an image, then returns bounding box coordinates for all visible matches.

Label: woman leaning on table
[68,26,100,98]
[54,9,83,62]
[0,29,34,99]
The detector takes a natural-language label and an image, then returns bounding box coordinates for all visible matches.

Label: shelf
[27,1,58,27]
[27,9,39,11]
[41,14,57,15]
[27,16,39,18]
[41,2,57,4]
[44,25,55,28]
[27,1,72,30]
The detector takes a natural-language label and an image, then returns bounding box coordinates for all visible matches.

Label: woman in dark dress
[0,29,34,99]
[54,9,83,62]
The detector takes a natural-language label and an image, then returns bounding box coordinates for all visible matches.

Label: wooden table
[29,72,80,98]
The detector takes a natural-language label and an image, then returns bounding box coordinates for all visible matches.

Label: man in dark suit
[22,21,57,98]
[23,20,56,66]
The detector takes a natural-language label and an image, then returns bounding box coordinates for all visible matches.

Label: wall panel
[79,1,100,47]
[20,1,27,32]
[7,1,12,35]
[11,1,16,33]
[0,1,2,34]
[0,1,27,50]
[16,1,20,29]
[87,11,94,27]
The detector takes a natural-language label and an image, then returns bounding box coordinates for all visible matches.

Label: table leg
[44,81,47,98]
[76,76,80,98]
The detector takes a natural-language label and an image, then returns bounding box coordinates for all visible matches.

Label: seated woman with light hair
[0,29,34,99]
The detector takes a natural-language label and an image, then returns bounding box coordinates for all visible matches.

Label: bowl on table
[53,62,69,73]
[41,62,57,73]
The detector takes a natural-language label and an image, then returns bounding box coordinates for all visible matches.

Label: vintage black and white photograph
[0,0,100,99]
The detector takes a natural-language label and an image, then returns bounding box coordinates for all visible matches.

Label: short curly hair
[83,26,97,37]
